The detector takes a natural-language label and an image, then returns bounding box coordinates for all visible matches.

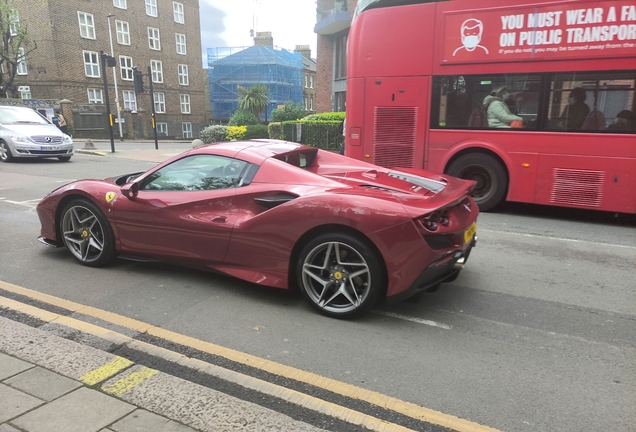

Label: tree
[0,0,37,98]
[271,101,307,122]
[237,84,269,121]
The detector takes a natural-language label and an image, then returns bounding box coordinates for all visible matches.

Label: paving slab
[0,352,33,380]
[0,383,44,423]
[103,366,324,432]
[111,409,197,432]
[5,366,82,401]
[0,317,120,381]
[11,387,135,432]
[0,424,22,432]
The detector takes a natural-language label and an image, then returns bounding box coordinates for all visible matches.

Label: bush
[268,122,282,140]
[302,111,345,122]
[228,110,260,126]
[243,124,269,140]
[280,120,342,151]
[199,125,228,143]
[271,101,307,122]
[227,126,247,140]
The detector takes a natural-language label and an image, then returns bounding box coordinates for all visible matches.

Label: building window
[145,0,158,17]
[334,91,346,112]
[78,12,96,39]
[180,94,190,114]
[113,0,127,9]
[116,20,130,45]
[83,51,100,78]
[154,92,166,113]
[16,47,27,75]
[173,2,184,23]
[87,88,103,103]
[335,34,347,79]
[305,75,308,88]
[304,96,308,110]
[9,10,19,36]
[148,27,161,50]
[175,34,187,55]
[150,60,163,83]
[182,122,192,138]
[119,56,133,80]
[310,76,314,89]
[157,122,168,136]
[310,96,314,111]
[123,90,137,110]
[178,64,189,85]
[18,86,30,99]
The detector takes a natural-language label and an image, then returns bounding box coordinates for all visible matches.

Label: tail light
[440,210,450,227]
[420,212,439,231]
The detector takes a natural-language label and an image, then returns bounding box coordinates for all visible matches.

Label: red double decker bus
[346,0,636,212]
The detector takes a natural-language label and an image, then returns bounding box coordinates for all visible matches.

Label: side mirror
[121,182,139,200]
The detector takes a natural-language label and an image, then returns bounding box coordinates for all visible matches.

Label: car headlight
[63,135,73,144]
[9,134,31,144]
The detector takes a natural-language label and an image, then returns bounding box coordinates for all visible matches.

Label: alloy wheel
[301,241,372,315]
[61,205,106,263]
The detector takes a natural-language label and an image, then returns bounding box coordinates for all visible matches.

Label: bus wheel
[448,153,507,211]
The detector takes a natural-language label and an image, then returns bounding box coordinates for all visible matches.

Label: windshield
[0,107,50,125]
[353,0,444,20]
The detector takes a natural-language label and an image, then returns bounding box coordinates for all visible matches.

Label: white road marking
[373,311,453,329]
[55,179,76,183]
[4,198,41,209]
[480,228,636,250]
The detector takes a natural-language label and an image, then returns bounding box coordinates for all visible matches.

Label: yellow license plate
[464,222,477,244]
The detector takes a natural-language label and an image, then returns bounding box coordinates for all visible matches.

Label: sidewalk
[73,139,196,163]
[0,317,324,432]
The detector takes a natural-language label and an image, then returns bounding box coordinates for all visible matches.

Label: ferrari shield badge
[105,192,116,203]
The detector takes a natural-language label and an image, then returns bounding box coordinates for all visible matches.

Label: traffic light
[133,67,145,94]
[101,52,116,67]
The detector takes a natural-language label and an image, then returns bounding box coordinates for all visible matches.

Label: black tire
[0,141,13,162]
[296,232,385,318]
[59,199,116,267]
[448,153,507,211]
[58,156,72,162]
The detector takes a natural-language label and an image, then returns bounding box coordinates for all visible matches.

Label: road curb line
[80,356,134,385]
[0,281,501,432]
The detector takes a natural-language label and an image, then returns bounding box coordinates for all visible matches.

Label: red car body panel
[37,140,478,300]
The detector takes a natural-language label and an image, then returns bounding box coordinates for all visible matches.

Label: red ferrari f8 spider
[37,140,478,318]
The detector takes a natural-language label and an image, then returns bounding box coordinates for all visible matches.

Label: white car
[0,106,74,162]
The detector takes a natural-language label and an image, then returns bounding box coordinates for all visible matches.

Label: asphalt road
[1,149,634,432]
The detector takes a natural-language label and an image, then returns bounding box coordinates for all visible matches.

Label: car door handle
[212,216,227,223]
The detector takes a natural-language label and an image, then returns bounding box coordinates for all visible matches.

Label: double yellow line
[0,280,500,432]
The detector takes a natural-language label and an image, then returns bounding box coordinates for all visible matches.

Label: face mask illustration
[453,19,489,56]
[463,35,480,50]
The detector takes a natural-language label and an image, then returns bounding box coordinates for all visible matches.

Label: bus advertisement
[346,0,636,212]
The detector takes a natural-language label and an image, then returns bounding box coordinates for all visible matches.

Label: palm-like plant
[237,84,269,121]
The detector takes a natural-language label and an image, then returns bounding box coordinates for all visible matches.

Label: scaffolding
[208,46,304,122]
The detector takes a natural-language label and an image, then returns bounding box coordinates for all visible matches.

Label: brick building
[10,0,207,139]
[314,0,356,113]
[294,45,316,114]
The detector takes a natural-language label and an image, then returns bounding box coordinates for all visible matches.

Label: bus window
[431,74,540,130]
[547,71,635,133]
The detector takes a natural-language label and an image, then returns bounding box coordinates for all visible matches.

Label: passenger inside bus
[483,86,524,128]
[559,87,590,130]
[607,110,636,132]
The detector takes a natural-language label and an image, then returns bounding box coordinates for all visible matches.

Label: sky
[199,0,318,67]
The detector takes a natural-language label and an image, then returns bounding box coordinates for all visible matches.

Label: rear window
[275,151,316,169]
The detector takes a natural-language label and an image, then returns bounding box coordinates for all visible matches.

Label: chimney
[254,31,273,47]
[294,45,312,59]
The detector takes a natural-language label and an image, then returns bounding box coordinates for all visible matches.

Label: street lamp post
[107,14,124,141]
